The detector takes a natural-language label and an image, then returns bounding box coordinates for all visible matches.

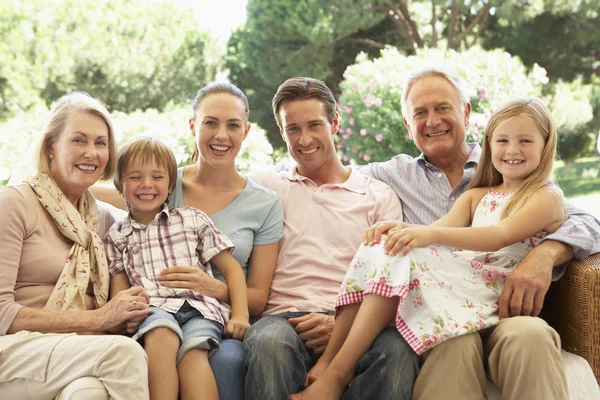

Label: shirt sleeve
[544,201,600,260]
[0,187,27,334]
[103,228,126,278]
[373,184,404,223]
[194,210,234,264]
[254,196,284,246]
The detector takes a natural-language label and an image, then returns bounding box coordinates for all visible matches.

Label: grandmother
[0,92,152,400]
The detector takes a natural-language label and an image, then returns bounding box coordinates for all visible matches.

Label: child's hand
[225,317,250,340]
[384,226,438,256]
[362,220,403,246]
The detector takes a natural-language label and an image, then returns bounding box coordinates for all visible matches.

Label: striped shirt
[358,143,600,278]
[104,205,234,326]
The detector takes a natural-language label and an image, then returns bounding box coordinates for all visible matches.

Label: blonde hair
[469,98,559,218]
[113,136,178,195]
[401,64,470,115]
[36,92,117,180]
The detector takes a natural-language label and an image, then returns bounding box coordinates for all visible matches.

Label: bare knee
[143,327,180,350]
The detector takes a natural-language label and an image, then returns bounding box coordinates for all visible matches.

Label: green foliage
[0,0,209,117]
[557,132,596,165]
[336,46,547,164]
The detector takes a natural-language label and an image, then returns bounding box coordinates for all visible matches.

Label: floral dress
[336,191,546,355]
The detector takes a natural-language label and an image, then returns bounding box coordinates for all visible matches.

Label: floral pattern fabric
[27,173,109,310]
[336,191,546,354]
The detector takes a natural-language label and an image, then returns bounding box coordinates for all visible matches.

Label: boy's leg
[177,310,223,400]
[244,313,319,400]
[136,308,182,400]
[178,349,217,400]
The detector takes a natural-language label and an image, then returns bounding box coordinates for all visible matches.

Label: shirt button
[437,173,443,178]
[450,196,456,201]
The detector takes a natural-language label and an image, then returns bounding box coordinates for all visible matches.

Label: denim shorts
[133,302,223,363]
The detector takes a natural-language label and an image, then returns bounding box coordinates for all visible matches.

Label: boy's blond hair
[114,136,178,194]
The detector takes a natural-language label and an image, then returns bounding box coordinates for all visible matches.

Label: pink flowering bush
[336,47,549,164]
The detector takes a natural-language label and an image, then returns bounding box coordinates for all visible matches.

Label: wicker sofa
[542,253,600,384]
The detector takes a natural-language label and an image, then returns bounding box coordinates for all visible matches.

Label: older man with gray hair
[357,64,600,399]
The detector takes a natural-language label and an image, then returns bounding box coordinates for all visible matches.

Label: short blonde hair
[36,92,117,180]
[113,136,178,194]
[470,97,559,218]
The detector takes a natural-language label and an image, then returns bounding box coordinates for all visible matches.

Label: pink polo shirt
[248,166,402,316]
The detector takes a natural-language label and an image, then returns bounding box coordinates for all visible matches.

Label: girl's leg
[144,327,180,400]
[178,348,218,400]
[306,303,361,384]
[291,294,399,400]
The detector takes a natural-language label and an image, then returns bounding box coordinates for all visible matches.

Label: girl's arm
[366,188,483,247]
[210,250,250,339]
[388,187,564,255]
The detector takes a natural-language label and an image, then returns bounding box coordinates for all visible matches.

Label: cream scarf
[27,173,109,310]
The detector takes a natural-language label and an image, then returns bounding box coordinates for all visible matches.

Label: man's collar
[416,142,481,169]
[282,165,366,194]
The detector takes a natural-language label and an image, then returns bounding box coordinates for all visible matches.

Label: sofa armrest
[551,253,600,383]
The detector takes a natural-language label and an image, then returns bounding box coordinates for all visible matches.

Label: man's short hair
[401,64,470,114]
[272,77,336,129]
[113,136,178,194]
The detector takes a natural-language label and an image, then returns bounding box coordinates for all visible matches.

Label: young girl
[291,98,565,400]
[105,137,250,400]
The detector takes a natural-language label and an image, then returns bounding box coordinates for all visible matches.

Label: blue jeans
[210,338,245,400]
[244,312,420,400]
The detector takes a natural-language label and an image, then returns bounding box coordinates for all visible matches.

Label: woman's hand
[362,220,403,246]
[225,317,251,340]
[158,266,223,299]
[97,287,152,332]
[383,226,438,256]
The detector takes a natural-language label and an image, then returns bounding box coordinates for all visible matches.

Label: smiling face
[279,99,339,176]
[490,114,546,189]
[122,158,172,225]
[403,76,471,161]
[46,111,110,204]
[189,93,250,168]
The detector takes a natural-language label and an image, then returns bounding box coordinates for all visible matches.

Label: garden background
[1,0,598,217]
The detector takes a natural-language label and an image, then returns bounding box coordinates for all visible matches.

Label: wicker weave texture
[557,253,600,384]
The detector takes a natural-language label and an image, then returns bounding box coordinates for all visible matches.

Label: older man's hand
[498,240,572,318]
[288,313,335,354]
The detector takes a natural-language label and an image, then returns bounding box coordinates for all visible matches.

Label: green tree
[0,0,210,117]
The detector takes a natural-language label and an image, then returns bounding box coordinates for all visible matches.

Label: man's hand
[288,313,335,354]
[498,241,571,318]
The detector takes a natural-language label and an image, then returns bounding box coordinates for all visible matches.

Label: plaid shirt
[104,205,234,326]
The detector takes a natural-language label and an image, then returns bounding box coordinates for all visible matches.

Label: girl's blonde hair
[469,98,559,218]
[113,136,178,194]
[36,92,117,180]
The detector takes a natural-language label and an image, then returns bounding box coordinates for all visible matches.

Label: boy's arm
[210,250,250,339]
[109,272,131,298]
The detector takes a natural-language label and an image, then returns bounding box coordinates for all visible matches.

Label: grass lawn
[554,156,600,198]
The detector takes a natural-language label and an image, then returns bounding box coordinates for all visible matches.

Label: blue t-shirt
[168,167,283,281]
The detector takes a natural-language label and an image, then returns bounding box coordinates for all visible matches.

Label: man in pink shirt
[245,77,418,400]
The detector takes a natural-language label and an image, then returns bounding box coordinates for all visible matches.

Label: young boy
[104,137,250,400]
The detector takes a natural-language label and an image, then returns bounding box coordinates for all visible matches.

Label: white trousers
[0,331,149,400]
